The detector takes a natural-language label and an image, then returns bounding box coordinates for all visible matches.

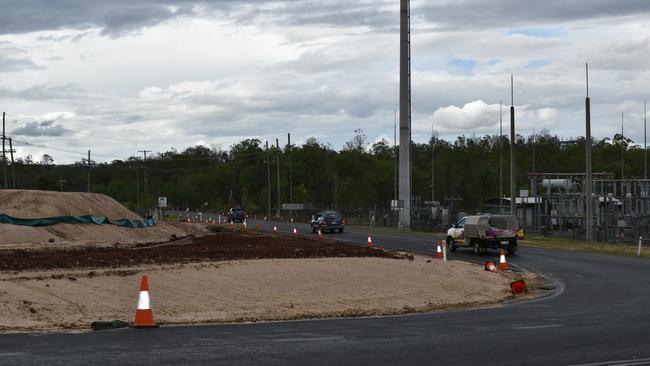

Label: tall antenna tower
[398,0,412,230]
[499,100,503,214]
[509,76,516,216]
[585,63,593,241]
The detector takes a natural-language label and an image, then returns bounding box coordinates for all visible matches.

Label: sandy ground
[0,256,521,331]
[0,222,208,249]
[0,190,210,248]
[0,190,141,219]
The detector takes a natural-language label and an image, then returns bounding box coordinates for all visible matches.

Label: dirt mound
[0,190,140,220]
[0,230,403,271]
[0,190,208,247]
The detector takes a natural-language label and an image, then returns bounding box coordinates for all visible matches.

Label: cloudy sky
[1,0,650,163]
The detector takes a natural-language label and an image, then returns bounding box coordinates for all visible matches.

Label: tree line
[1,129,644,214]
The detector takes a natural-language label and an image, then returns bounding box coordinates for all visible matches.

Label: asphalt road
[1,218,649,366]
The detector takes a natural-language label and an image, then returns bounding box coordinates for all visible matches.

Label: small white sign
[158,197,168,208]
[282,203,304,210]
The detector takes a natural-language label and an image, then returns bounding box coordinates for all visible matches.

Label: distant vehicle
[311,211,345,233]
[446,215,522,255]
[227,207,247,223]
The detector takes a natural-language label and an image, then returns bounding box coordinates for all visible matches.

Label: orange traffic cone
[484,261,498,272]
[367,235,374,247]
[499,248,508,270]
[435,240,443,258]
[132,275,158,328]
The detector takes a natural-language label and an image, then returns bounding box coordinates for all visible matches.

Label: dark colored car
[311,211,345,233]
[227,207,247,222]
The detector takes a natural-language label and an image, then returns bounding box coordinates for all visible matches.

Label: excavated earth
[0,229,403,271]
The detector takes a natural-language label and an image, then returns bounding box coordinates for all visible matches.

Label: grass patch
[521,237,650,258]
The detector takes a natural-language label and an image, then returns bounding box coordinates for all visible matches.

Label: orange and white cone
[367,235,374,247]
[435,240,443,258]
[499,248,508,270]
[318,229,323,240]
[132,275,158,328]
[484,261,498,273]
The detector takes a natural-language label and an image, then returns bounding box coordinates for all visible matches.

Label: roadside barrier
[510,279,527,294]
[367,235,374,247]
[132,275,158,328]
[484,261,498,272]
[499,248,508,270]
[435,240,443,258]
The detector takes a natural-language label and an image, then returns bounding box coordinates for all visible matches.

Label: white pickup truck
[446,215,522,255]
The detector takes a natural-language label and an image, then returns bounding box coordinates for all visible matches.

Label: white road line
[273,337,342,343]
[568,357,650,366]
[511,323,564,330]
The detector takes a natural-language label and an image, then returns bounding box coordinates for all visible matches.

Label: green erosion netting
[0,214,156,228]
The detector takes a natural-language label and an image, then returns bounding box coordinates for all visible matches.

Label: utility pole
[136,159,140,208]
[87,150,91,193]
[287,133,292,204]
[645,100,647,180]
[9,137,15,189]
[499,100,503,214]
[276,138,281,218]
[399,0,412,230]
[532,128,536,174]
[585,63,593,241]
[2,112,6,190]
[334,172,338,209]
[510,75,516,217]
[266,141,271,219]
[621,112,625,180]
[431,123,435,202]
[138,150,151,194]
[393,110,398,228]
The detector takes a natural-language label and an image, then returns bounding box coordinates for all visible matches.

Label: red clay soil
[0,229,404,271]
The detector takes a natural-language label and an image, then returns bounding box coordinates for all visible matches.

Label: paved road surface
[1,218,649,365]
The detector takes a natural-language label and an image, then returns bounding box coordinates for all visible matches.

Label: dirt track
[0,229,403,271]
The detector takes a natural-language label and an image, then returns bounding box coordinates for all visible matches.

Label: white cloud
[0,2,649,162]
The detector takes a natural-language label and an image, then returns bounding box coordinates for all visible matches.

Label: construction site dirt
[0,229,403,271]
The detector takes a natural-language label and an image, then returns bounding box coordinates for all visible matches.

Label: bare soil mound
[0,189,140,219]
[0,190,207,247]
[0,229,538,331]
[0,230,403,271]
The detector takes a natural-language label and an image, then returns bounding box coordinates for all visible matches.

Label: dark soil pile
[0,230,403,271]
